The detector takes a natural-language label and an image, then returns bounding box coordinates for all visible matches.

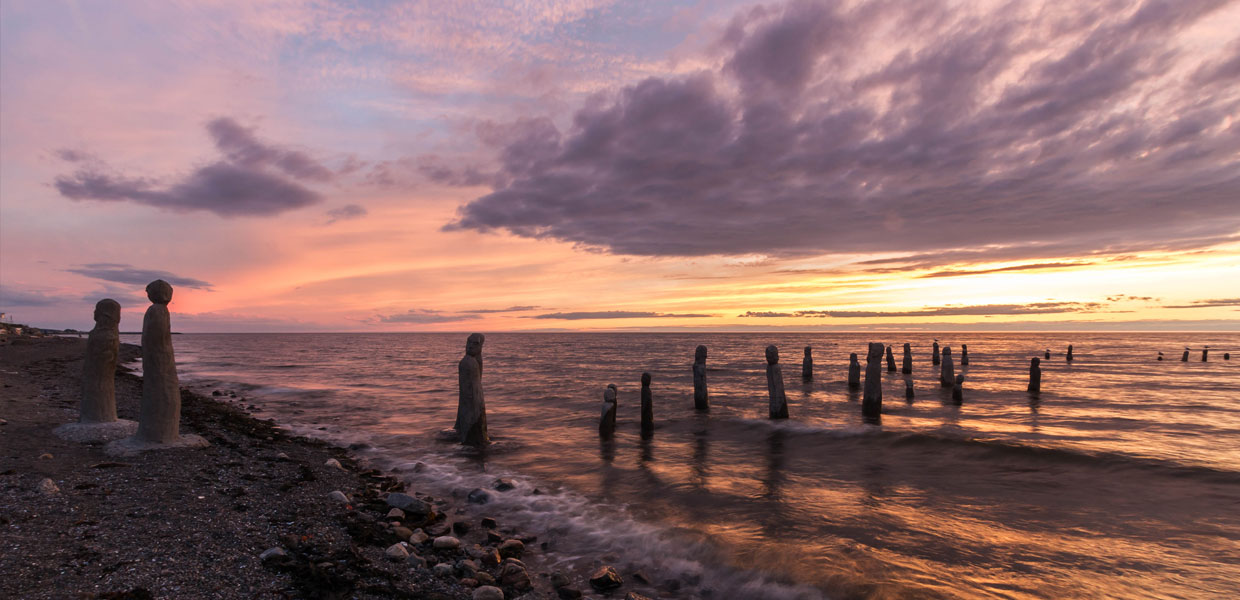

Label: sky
[1,0,1238,333]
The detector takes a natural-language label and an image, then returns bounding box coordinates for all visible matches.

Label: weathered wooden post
[886,345,896,372]
[902,343,912,374]
[802,346,813,381]
[766,346,789,419]
[599,384,618,439]
[940,347,955,387]
[961,344,969,366]
[640,373,653,438]
[693,345,709,410]
[1027,357,1041,392]
[848,353,861,388]
[862,343,883,418]
[932,341,941,365]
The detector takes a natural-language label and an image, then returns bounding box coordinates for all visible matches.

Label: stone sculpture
[766,346,788,419]
[640,373,653,438]
[456,333,488,446]
[693,345,709,410]
[940,347,955,387]
[905,380,914,401]
[847,353,861,388]
[1066,345,1074,362]
[599,384,618,439]
[54,299,137,442]
[1028,357,1042,392]
[862,342,883,418]
[902,343,912,374]
[801,346,813,381]
[886,345,896,372]
[961,344,969,366]
[1202,347,1209,362]
[952,374,964,403]
[932,341,941,365]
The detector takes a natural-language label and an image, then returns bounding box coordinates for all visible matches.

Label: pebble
[385,543,409,560]
[393,526,414,540]
[38,453,53,460]
[475,572,496,585]
[327,490,349,503]
[409,530,430,544]
[0,419,6,425]
[387,508,405,520]
[433,536,461,550]
[499,561,532,590]
[550,572,570,589]
[492,478,516,491]
[589,566,623,591]
[467,488,492,504]
[487,531,503,544]
[498,539,525,559]
[259,547,286,561]
[407,552,428,568]
[473,586,504,600]
[624,593,654,600]
[275,452,290,461]
[387,492,431,515]
[556,588,583,600]
[37,478,59,495]
[481,517,497,529]
[433,563,455,577]
[325,458,345,470]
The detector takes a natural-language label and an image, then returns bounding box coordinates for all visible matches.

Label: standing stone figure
[55,299,138,442]
[961,344,970,366]
[766,346,788,419]
[802,346,813,381]
[1181,348,1190,362]
[456,333,488,446]
[886,346,896,372]
[599,384,618,439]
[940,347,955,388]
[640,373,654,438]
[1045,349,1051,360]
[952,374,964,403]
[693,345,709,411]
[847,353,861,388]
[1027,357,1042,392]
[1066,345,1074,362]
[902,343,912,374]
[932,341,941,365]
[862,343,883,418]
[1202,347,1209,362]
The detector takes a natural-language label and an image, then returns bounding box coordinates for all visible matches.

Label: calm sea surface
[123,332,1240,599]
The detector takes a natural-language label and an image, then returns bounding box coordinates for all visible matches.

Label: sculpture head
[695,345,707,362]
[465,333,484,357]
[765,345,779,364]
[942,347,952,357]
[604,383,617,402]
[955,374,964,384]
[868,342,884,359]
[641,372,651,386]
[146,279,173,304]
[803,346,812,356]
[962,344,968,351]
[850,352,858,362]
[1031,357,1041,367]
[93,298,121,329]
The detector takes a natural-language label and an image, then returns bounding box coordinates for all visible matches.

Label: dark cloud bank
[55,118,330,217]
[66,263,212,290]
[446,0,1240,261]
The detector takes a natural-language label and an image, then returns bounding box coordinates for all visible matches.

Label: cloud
[54,118,326,217]
[460,305,541,313]
[66,263,212,290]
[738,302,1104,318]
[1162,298,1240,309]
[530,311,715,320]
[447,0,1240,260]
[377,309,482,324]
[326,204,367,224]
[0,286,68,308]
[918,262,1093,278]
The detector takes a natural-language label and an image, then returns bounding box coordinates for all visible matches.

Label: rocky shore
[0,337,652,600]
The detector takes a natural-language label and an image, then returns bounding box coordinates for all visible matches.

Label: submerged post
[1181,348,1190,362]
[862,342,883,418]
[1225,353,1231,360]
[940,347,955,388]
[766,346,789,419]
[55,299,137,442]
[599,384,618,439]
[848,353,861,388]
[1027,357,1041,392]
[1157,352,1164,361]
[456,333,488,446]
[693,345,709,411]
[902,343,912,374]
[905,380,914,401]
[886,345,896,372]
[952,374,964,403]
[932,341,941,365]
[1202,347,1209,362]
[961,344,969,366]
[1045,349,1051,360]
[1066,345,1074,362]
[802,346,813,381]
[640,373,653,438]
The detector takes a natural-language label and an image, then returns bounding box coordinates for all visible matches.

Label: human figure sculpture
[961,344,969,366]
[862,342,883,418]
[940,347,955,387]
[1181,348,1189,362]
[847,353,861,388]
[640,373,653,438]
[456,333,488,446]
[1028,357,1042,393]
[932,341,941,365]
[766,346,788,419]
[599,384,618,438]
[1202,347,1209,362]
[801,346,813,381]
[1066,345,1074,362]
[693,345,709,410]
[55,299,137,442]
[886,346,896,372]
[902,343,912,374]
[952,374,964,403]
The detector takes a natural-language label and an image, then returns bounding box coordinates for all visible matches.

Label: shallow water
[128,332,1240,599]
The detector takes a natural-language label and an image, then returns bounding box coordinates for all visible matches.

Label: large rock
[473,587,504,600]
[589,566,623,591]
[387,492,431,515]
[500,561,532,590]
[385,543,410,560]
[498,539,524,559]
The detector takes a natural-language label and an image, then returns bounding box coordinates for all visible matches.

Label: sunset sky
[2,0,1238,332]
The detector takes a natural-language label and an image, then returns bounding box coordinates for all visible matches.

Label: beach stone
[460,578,478,588]
[481,517,497,529]
[961,344,970,366]
[455,333,489,446]
[393,526,414,540]
[499,561,532,590]
[37,478,59,495]
[625,593,655,600]
[434,536,462,550]
[388,492,431,515]
[259,547,286,562]
[328,490,349,503]
[886,345,896,372]
[940,347,955,388]
[765,345,789,419]
[478,546,501,566]
[408,551,428,568]
[386,543,410,560]
[693,345,709,410]
[55,299,137,443]
[933,340,941,365]
[498,539,524,559]
[473,586,504,600]
[453,521,471,534]
[557,588,583,600]
[38,453,53,460]
[952,374,964,403]
[640,372,654,438]
[410,530,430,545]
[863,342,883,418]
[475,572,495,585]
[848,353,861,388]
[325,458,346,470]
[276,452,290,461]
[1028,357,1042,393]
[487,530,503,544]
[589,566,623,591]
[492,478,516,491]
[599,384,618,439]
[434,563,455,577]
[902,343,912,374]
[457,558,480,577]
[550,572,571,588]
[802,346,813,380]
[387,508,405,520]
[468,488,492,504]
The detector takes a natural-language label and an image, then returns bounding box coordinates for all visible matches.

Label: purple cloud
[66,263,212,290]
[739,302,1104,318]
[378,309,482,324]
[530,311,715,320]
[447,0,1240,260]
[326,204,367,224]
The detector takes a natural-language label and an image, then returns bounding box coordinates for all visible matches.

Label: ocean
[123,332,1240,599]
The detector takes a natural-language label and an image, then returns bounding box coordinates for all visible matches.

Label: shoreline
[0,336,639,600]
